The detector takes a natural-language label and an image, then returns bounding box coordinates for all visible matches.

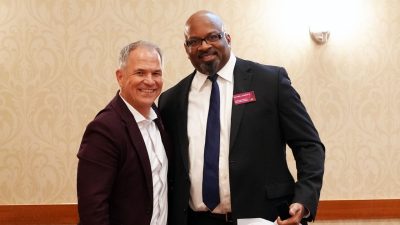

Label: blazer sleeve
[277,67,325,220]
[77,119,120,225]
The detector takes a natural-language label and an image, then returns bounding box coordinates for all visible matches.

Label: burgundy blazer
[77,92,171,225]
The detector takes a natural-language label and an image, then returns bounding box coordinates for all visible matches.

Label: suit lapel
[126,122,153,195]
[112,93,153,199]
[230,58,253,149]
[153,106,172,161]
[177,73,195,173]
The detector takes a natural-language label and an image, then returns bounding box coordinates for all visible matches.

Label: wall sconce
[308,1,331,45]
[309,27,330,44]
[309,27,331,45]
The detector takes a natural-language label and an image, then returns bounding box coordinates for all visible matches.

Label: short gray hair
[118,41,163,68]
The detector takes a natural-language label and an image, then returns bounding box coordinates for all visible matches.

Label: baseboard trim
[0,199,399,224]
[0,204,78,224]
[317,199,400,220]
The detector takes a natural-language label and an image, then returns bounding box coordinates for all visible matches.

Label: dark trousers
[188,209,236,225]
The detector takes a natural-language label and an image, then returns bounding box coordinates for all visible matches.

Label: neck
[136,106,151,119]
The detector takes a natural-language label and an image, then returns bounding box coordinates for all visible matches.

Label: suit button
[183,208,187,213]
[146,209,151,214]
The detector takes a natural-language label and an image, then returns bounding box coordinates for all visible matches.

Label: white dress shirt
[120,95,168,225]
[187,52,236,213]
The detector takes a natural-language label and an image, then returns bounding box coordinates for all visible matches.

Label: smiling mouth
[140,89,156,93]
[200,54,216,61]
[199,50,216,59]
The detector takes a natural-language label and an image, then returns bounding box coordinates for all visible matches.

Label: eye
[153,71,162,77]
[207,34,220,41]
[186,39,200,47]
[134,71,145,76]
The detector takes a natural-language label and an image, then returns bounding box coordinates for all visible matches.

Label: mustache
[198,49,216,58]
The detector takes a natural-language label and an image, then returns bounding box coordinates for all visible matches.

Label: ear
[224,33,231,45]
[116,69,123,87]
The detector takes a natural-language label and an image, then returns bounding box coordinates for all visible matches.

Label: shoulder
[235,58,290,87]
[159,72,194,107]
[78,103,126,165]
[84,99,126,138]
[162,73,194,95]
[236,57,284,75]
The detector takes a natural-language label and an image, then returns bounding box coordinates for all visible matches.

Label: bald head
[184,10,225,38]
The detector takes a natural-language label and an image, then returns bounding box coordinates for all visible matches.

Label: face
[116,47,163,117]
[184,12,231,75]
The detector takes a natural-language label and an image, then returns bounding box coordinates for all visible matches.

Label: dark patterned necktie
[202,74,220,211]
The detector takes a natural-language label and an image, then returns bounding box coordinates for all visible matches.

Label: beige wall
[0,0,399,220]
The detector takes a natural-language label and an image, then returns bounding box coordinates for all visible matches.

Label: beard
[199,59,218,75]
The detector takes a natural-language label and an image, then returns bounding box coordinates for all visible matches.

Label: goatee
[200,60,218,76]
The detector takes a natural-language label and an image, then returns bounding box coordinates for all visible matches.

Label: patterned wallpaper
[1,0,399,213]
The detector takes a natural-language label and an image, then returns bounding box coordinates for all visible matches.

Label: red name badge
[233,91,256,105]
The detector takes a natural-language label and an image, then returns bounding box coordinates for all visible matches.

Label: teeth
[141,89,155,93]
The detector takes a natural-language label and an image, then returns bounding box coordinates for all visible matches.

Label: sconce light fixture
[309,27,330,44]
[307,0,331,45]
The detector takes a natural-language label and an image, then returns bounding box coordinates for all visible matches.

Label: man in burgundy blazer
[77,41,170,225]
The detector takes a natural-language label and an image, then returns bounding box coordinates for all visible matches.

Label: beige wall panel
[1,2,399,220]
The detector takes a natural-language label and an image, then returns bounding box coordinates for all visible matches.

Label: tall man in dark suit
[158,10,325,225]
[77,41,170,225]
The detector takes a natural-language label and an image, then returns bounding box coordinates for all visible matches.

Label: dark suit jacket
[77,92,171,225]
[158,58,325,225]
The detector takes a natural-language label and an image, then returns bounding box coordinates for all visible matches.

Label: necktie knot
[208,74,218,83]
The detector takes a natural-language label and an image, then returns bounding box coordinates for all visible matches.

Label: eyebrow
[187,31,220,39]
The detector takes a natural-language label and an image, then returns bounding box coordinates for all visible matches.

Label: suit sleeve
[277,67,325,220]
[77,119,120,225]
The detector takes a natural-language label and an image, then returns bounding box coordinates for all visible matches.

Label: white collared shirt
[120,95,168,225]
[187,52,236,213]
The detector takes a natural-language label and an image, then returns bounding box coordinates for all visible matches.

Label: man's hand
[276,203,305,225]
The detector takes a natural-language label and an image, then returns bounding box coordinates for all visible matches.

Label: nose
[143,74,156,84]
[199,39,212,49]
